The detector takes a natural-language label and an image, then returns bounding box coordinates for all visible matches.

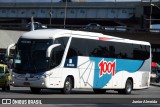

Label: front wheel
[62,77,73,94]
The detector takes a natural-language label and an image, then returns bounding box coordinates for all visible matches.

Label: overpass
[0,30,25,51]
[0,2,135,19]
[0,1,160,29]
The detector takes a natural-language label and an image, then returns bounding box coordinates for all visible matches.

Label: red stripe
[99,37,112,41]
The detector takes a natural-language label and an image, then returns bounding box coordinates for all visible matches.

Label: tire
[30,87,41,94]
[93,89,106,94]
[2,85,7,91]
[7,84,10,91]
[62,77,73,94]
[155,77,160,83]
[119,79,133,94]
[2,82,10,91]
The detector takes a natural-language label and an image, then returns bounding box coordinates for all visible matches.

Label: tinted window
[87,40,109,57]
[50,37,69,69]
[133,45,150,60]
[14,39,53,73]
[54,37,69,48]
[67,38,150,60]
[0,53,5,63]
[66,38,87,59]
[112,42,133,59]
[0,66,4,73]
[50,45,65,69]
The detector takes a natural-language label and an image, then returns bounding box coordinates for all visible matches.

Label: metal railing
[0,23,159,33]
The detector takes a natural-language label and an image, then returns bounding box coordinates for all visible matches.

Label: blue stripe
[89,57,144,88]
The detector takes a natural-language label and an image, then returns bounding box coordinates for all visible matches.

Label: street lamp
[49,0,53,25]
[64,0,67,28]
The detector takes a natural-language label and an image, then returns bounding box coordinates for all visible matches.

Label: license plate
[24,82,30,86]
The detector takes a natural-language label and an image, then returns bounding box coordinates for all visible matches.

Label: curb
[150,83,160,87]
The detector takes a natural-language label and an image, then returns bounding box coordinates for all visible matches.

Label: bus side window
[66,48,77,59]
[50,46,64,69]
[66,38,86,59]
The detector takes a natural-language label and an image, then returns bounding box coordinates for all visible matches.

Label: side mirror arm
[6,43,16,57]
[46,44,61,58]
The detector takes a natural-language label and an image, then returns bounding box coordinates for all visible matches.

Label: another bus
[7,29,151,94]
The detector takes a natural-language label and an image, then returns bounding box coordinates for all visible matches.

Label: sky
[0,0,142,2]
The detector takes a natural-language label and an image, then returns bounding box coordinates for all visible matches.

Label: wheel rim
[126,81,132,93]
[127,84,131,92]
[65,79,71,92]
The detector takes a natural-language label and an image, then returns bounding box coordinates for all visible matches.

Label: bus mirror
[46,44,61,58]
[6,43,16,57]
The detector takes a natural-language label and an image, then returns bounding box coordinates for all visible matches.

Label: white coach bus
[7,29,151,94]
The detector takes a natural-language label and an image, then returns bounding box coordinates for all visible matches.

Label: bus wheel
[125,79,133,94]
[93,89,106,94]
[119,79,132,94]
[62,77,72,94]
[30,87,41,94]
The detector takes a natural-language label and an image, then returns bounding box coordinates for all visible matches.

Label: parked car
[105,26,127,31]
[150,24,160,33]
[26,22,47,30]
[0,64,10,91]
[150,67,160,83]
[84,23,104,30]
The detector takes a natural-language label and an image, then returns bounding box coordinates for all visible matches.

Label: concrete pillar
[135,5,144,18]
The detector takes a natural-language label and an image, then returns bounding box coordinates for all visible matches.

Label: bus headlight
[41,75,47,79]
[42,73,51,78]
[35,72,52,79]
[36,74,50,79]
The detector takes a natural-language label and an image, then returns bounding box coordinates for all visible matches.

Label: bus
[7,29,151,94]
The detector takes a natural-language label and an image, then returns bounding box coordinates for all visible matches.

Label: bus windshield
[13,39,53,73]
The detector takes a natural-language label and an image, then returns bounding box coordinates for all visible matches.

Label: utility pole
[149,0,152,29]
[64,0,67,28]
[31,16,35,31]
[49,0,53,25]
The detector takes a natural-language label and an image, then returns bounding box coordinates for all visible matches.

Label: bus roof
[21,29,150,46]
[21,29,72,39]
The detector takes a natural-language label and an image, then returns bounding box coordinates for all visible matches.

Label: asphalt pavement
[151,82,160,87]
[0,83,160,107]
